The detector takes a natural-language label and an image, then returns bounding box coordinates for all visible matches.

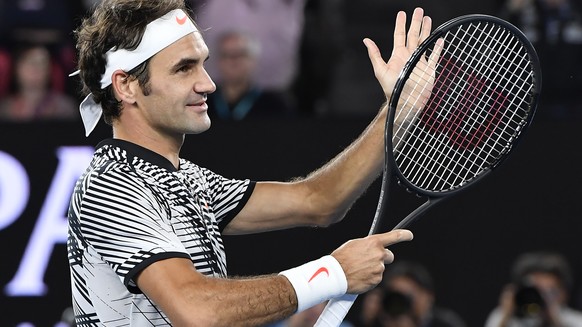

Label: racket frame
[386,14,541,201]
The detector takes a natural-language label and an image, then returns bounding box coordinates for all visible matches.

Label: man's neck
[113,126,183,169]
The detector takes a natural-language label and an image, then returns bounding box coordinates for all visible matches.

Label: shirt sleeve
[199,166,256,231]
[79,166,190,293]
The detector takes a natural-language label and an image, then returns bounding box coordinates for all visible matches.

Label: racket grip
[314,293,358,327]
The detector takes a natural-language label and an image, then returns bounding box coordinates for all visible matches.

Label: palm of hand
[364,8,444,145]
[379,45,418,98]
[364,8,434,99]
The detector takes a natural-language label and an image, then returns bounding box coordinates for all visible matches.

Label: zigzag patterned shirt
[67,139,254,326]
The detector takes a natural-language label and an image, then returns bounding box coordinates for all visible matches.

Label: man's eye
[178,66,192,73]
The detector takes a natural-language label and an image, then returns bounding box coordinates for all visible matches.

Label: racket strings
[416,23,523,186]
[392,21,536,192]
[404,41,530,189]
[402,64,520,189]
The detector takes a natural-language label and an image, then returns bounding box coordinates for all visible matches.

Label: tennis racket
[315,13,541,327]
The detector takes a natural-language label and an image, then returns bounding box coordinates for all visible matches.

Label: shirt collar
[96,138,178,172]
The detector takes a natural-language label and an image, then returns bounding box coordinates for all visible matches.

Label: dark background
[1,115,581,326]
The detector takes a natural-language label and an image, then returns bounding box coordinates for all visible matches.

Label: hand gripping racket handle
[314,200,437,327]
[314,293,358,326]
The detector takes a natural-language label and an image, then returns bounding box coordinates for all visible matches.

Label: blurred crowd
[1,0,580,122]
[497,0,582,120]
[263,253,582,327]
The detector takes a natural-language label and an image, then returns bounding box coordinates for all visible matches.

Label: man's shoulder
[80,148,143,186]
[91,149,135,174]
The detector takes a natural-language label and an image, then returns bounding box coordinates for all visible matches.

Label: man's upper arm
[223,181,319,234]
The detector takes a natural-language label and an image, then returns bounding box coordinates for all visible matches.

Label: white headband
[71,9,198,136]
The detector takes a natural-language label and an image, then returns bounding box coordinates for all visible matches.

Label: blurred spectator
[381,261,466,327]
[355,261,466,327]
[0,0,88,97]
[0,49,10,98]
[355,287,386,327]
[485,251,582,327]
[194,0,307,92]
[206,30,295,120]
[498,0,582,119]
[0,44,77,121]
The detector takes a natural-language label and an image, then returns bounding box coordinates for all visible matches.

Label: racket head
[386,14,541,198]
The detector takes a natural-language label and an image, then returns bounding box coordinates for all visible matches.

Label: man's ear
[111,70,137,105]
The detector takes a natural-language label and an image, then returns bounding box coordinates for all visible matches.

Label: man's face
[17,47,51,90]
[526,272,567,306]
[131,31,216,136]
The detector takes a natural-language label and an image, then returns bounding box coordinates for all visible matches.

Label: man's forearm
[303,105,388,222]
[168,274,297,327]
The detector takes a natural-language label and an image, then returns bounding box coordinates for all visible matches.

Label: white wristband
[279,255,348,313]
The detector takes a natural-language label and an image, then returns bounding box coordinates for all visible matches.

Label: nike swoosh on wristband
[308,267,330,283]
[176,15,188,25]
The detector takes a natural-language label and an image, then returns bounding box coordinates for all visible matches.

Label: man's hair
[511,251,573,291]
[74,0,190,125]
[383,261,434,293]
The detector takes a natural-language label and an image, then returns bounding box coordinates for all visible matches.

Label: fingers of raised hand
[407,8,425,49]
[428,38,445,68]
[393,11,408,48]
[420,16,433,44]
[363,38,385,74]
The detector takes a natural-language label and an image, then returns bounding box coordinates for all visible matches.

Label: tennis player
[67,0,432,325]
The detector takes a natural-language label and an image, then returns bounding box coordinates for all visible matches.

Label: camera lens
[383,290,413,316]
[514,285,545,318]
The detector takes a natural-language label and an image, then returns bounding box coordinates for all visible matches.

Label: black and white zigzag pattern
[67,140,252,326]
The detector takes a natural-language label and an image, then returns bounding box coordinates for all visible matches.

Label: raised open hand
[364,7,433,100]
[365,8,444,144]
